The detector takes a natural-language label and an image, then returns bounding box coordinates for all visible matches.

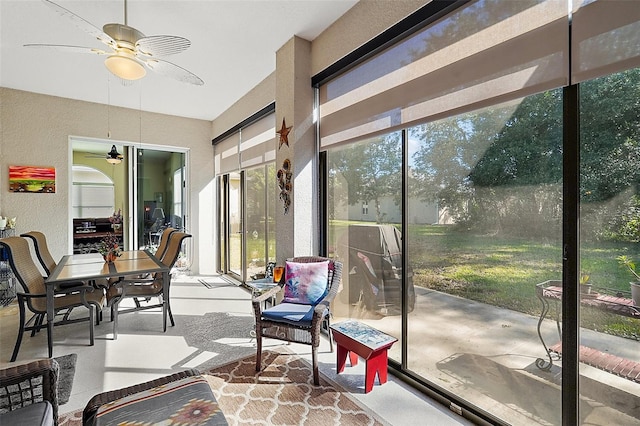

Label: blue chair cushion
[261,302,319,326]
[282,260,329,305]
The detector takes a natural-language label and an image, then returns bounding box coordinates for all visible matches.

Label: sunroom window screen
[240,113,276,169]
[214,112,276,175]
[214,132,240,175]
[319,0,569,148]
[571,0,640,84]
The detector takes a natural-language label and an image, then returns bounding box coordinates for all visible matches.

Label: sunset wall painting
[9,165,56,193]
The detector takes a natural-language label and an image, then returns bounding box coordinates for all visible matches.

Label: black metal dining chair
[0,236,105,361]
[107,232,192,338]
[154,227,176,261]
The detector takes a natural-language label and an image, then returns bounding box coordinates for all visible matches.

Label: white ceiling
[1,0,357,121]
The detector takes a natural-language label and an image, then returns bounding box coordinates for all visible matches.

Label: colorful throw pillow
[283,260,330,305]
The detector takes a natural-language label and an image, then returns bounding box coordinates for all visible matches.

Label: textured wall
[0,88,214,274]
[211,73,276,141]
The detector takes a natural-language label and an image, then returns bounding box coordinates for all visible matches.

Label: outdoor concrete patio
[336,286,640,425]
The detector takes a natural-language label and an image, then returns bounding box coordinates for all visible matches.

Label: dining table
[45,250,169,357]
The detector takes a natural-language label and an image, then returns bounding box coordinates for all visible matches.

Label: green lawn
[408,224,640,340]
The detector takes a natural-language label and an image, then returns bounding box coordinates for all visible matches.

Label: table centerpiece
[99,233,122,263]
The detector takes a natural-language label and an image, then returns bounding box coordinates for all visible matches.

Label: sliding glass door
[577,67,640,425]
[71,139,188,258]
[135,148,187,252]
[227,171,243,278]
[213,109,277,280]
[245,164,276,279]
[217,164,275,281]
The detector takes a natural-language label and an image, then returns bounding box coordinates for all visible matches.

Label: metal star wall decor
[277,118,292,149]
[277,159,292,214]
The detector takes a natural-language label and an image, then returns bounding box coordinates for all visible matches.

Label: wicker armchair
[0,358,59,426]
[253,256,343,385]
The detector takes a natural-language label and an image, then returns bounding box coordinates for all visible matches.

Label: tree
[409,89,564,237]
[329,133,402,223]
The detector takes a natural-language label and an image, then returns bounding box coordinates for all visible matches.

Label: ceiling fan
[25,0,204,85]
[85,145,124,164]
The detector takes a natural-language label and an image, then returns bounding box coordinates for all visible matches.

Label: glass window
[72,165,115,218]
[406,90,564,424]
[327,131,405,361]
[245,164,276,279]
[228,172,243,278]
[578,68,640,425]
[318,0,640,423]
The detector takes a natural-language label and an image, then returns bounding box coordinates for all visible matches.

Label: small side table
[330,320,397,393]
[246,278,278,338]
[246,278,278,309]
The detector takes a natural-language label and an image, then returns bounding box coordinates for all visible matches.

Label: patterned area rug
[58,408,82,425]
[58,350,386,426]
[204,350,387,426]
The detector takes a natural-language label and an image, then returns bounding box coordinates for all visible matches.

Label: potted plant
[99,233,122,263]
[580,273,592,295]
[617,255,640,306]
[109,209,123,231]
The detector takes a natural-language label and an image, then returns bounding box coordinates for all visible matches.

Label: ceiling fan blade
[136,35,191,57]
[24,44,108,55]
[143,58,204,86]
[42,0,116,49]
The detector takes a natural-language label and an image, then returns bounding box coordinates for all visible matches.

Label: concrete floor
[0,274,472,426]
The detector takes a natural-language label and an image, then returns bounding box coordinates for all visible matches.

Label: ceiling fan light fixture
[106,144,123,164]
[105,54,146,80]
[32,1,202,85]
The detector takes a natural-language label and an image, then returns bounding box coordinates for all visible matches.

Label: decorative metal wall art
[277,118,292,149]
[277,159,292,214]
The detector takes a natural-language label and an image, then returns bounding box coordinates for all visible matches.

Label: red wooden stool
[330,320,397,393]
